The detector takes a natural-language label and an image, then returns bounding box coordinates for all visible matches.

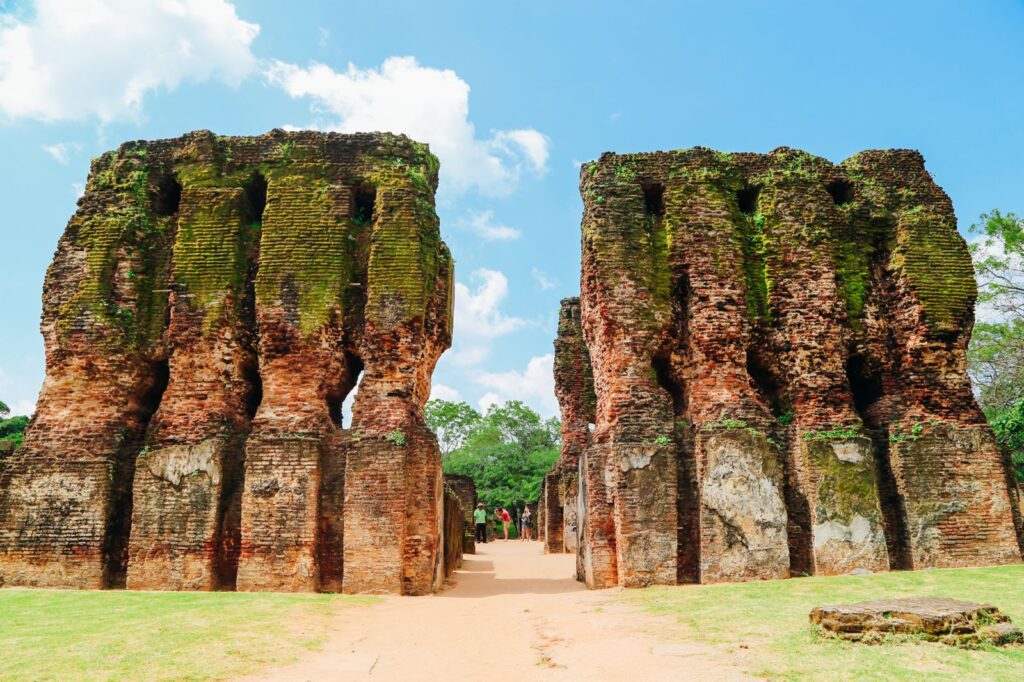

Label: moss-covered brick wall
[566,145,1023,589]
[0,130,453,595]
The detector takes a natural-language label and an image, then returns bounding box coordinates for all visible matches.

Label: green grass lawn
[625,564,1024,681]
[0,589,377,681]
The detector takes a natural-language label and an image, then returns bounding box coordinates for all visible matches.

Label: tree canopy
[0,399,30,449]
[426,399,560,512]
[968,210,1024,480]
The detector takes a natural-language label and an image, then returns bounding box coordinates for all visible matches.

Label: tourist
[521,506,533,541]
[497,507,511,540]
[474,503,487,544]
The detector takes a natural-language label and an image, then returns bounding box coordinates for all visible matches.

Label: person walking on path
[497,507,512,540]
[520,506,533,541]
[473,503,487,544]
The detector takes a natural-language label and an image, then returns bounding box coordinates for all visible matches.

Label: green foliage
[385,430,406,447]
[989,401,1024,481]
[777,411,795,426]
[969,210,1024,411]
[802,426,862,441]
[427,399,560,511]
[703,418,749,430]
[425,400,483,454]
[889,422,925,444]
[0,400,29,448]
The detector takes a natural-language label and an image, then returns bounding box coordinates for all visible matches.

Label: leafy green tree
[990,402,1024,482]
[968,210,1024,480]
[426,399,560,513]
[0,399,30,449]
[969,210,1024,412]
[424,400,481,454]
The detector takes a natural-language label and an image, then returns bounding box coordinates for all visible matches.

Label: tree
[968,210,1024,480]
[0,399,29,449]
[969,210,1024,412]
[424,400,481,454]
[426,399,560,513]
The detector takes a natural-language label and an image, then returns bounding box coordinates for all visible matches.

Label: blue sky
[1,0,1023,418]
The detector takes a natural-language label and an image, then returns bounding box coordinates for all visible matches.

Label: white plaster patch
[813,513,872,549]
[831,441,865,463]
[145,440,221,487]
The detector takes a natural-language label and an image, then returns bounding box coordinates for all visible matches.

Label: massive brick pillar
[546,298,594,556]
[341,169,453,595]
[127,180,261,591]
[0,150,174,588]
[1,131,453,593]
[754,155,889,576]
[845,151,1022,569]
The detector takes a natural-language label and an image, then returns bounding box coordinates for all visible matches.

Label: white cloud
[0,0,260,123]
[42,142,79,164]
[265,56,550,196]
[0,367,35,416]
[478,392,501,413]
[455,268,527,340]
[531,267,556,291]
[72,182,85,198]
[460,210,520,241]
[445,268,529,369]
[492,129,550,175]
[429,383,462,402]
[473,354,558,417]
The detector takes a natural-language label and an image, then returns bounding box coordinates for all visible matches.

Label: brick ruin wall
[547,147,1024,588]
[444,474,477,555]
[0,130,456,594]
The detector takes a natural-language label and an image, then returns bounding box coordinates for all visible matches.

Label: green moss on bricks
[255,172,352,337]
[740,212,771,320]
[58,155,171,351]
[172,189,259,333]
[891,207,975,333]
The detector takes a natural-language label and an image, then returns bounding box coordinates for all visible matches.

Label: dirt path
[240,541,754,681]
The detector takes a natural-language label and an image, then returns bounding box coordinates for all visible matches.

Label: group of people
[473,503,533,542]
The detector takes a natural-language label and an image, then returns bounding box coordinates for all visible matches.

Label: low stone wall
[442,485,464,579]
[444,474,477,554]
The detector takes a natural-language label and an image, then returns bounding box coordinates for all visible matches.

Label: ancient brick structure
[0,130,453,594]
[444,474,477,554]
[442,484,465,579]
[556,146,1024,588]
[543,298,592,564]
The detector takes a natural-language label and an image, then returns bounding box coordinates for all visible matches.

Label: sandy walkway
[240,541,753,681]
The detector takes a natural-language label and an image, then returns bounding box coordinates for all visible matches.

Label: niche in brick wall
[243,172,268,224]
[153,175,182,216]
[353,184,377,225]
[827,179,854,206]
[737,185,761,215]
[641,180,665,218]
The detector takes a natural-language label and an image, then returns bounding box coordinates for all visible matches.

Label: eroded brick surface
[0,130,452,593]
[555,146,1024,587]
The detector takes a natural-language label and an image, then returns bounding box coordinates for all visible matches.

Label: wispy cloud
[42,142,80,165]
[0,0,259,123]
[459,210,520,241]
[266,56,550,196]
